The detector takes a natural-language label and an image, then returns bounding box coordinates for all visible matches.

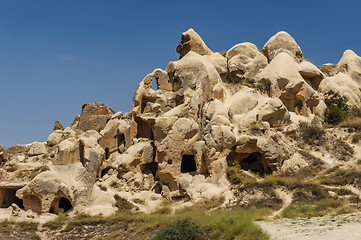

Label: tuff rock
[1,28,361,217]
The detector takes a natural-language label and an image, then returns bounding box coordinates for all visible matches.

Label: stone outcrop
[1,28,360,216]
[262,31,303,62]
[53,120,64,131]
[176,28,212,58]
[77,102,115,132]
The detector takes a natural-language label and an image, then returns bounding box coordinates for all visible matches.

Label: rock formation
[1,29,361,216]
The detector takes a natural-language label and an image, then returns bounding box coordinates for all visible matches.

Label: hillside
[1,28,361,239]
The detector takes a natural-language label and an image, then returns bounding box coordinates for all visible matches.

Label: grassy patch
[226,163,257,185]
[318,167,361,187]
[282,198,343,218]
[43,213,68,230]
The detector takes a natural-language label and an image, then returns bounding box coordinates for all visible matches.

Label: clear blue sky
[1,0,360,148]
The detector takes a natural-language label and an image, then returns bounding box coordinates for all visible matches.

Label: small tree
[324,93,350,125]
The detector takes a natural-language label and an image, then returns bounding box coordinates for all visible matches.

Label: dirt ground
[258,211,361,240]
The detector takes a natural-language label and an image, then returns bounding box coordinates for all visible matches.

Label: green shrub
[152,219,203,240]
[324,93,350,125]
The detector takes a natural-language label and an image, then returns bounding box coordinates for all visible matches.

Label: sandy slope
[258,211,361,240]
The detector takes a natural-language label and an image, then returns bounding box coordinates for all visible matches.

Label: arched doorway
[49,197,72,214]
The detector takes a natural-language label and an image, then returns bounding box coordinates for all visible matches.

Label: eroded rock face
[227,42,268,80]
[53,120,64,131]
[77,102,115,132]
[262,31,303,62]
[176,28,213,58]
[1,29,361,215]
[0,145,7,167]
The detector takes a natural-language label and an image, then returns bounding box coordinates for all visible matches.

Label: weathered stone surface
[262,31,303,62]
[77,102,115,132]
[176,28,212,58]
[0,145,7,167]
[3,30,361,217]
[53,120,64,131]
[256,52,318,115]
[337,50,361,83]
[227,42,268,79]
[27,142,48,156]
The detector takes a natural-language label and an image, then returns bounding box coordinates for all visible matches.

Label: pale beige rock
[77,102,115,132]
[176,28,212,58]
[262,31,303,61]
[47,127,76,146]
[338,50,361,83]
[54,137,79,165]
[27,142,48,156]
[319,73,361,107]
[256,52,318,114]
[228,87,290,127]
[227,42,268,79]
[298,61,325,90]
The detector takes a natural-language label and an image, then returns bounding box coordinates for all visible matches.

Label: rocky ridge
[1,28,361,220]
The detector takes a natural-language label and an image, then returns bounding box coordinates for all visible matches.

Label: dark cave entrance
[117,133,125,151]
[0,187,24,209]
[226,151,270,176]
[135,117,153,139]
[49,197,72,214]
[240,153,266,175]
[101,167,112,178]
[181,154,197,173]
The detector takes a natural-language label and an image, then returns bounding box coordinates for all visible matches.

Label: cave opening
[49,197,72,214]
[135,117,153,139]
[240,153,265,175]
[226,151,270,176]
[117,133,125,150]
[181,154,197,173]
[0,187,24,209]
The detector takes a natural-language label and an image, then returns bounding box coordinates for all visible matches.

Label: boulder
[228,87,290,127]
[256,52,318,114]
[47,127,76,146]
[337,50,361,83]
[227,42,268,79]
[27,142,48,156]
[262,31,303,62]
[53,120,64,131]
[77,102,115,132]
[319,73,361,107]
[176,28,212,58]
